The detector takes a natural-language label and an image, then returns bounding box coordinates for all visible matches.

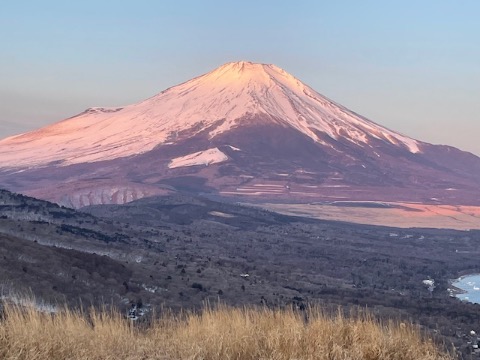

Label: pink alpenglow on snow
[0,61,479,209]
[168,148,229,169]
[0,61,419,169]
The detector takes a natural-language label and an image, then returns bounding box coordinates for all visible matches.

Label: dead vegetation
[0,299,454,360]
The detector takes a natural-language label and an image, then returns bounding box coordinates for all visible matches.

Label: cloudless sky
[1,1,479,154]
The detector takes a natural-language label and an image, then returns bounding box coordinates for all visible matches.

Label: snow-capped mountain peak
[0,61,419,169]
[2,61,480,209]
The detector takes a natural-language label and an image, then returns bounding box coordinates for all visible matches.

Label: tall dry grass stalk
[0,299,454,360]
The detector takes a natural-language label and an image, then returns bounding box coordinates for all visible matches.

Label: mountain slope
[0,62,419,168]
[0,61,479,207]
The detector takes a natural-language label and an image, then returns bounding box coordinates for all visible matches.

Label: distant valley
[258,201,480,230]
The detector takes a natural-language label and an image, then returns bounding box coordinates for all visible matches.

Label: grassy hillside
[0,301,453,360]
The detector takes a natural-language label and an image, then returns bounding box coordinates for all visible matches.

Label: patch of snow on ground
[209,211,235,218]
[253,184,285,187]
[169,148,228,169]
[1,294,57,313]
[422,279,435,292]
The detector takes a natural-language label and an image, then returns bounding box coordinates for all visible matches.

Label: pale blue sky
[1,1,479,154]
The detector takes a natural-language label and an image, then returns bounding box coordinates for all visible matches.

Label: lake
[452,274,480,304]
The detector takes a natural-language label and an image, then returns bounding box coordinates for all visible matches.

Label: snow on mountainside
[0,61,420,169]
[169,148,228,169]
[3,61,480,208]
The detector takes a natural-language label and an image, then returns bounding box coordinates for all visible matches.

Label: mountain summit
[0,61,418,167]
[1,61,480,207]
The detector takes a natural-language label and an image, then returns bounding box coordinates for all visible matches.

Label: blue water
[453,274,480,304]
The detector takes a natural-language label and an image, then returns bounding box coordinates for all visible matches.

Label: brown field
[0,300,453,360]
[258,202,480,230]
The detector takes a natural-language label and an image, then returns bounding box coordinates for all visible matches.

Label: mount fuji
[1,61,480,208]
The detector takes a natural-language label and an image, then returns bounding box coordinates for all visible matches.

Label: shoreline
[448,273,480,300]
[448,283,467,296]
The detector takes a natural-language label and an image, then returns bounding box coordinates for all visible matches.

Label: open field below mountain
[257,202,480,230]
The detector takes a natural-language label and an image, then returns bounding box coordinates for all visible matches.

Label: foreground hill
[0,189,157,306]
[1,62,480,207]
[0,302,454,360]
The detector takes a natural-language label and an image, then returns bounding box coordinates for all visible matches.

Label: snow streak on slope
[0,61,420,169]
[168,148,228,169]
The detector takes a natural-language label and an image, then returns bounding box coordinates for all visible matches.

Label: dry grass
[0,299,454,360]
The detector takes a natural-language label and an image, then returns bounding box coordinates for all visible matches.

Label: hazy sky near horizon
[1,1,479,154]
